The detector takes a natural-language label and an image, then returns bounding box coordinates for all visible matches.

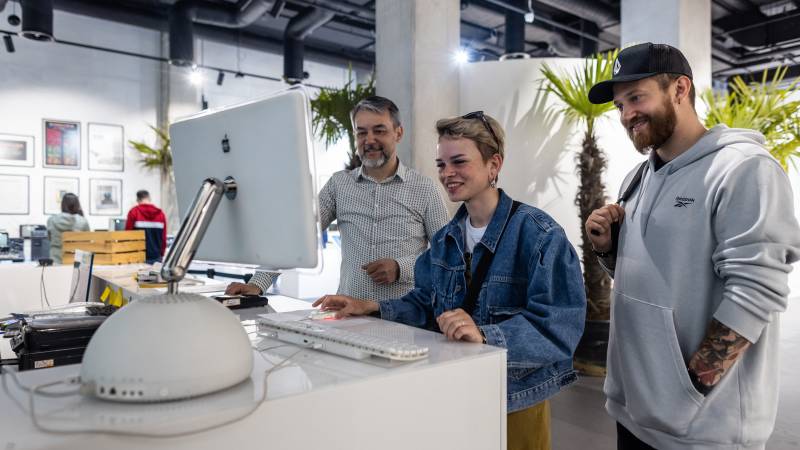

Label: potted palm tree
[541,50,618,376]
[129,125,178,230]
[702,66,800,171]
[310,69,375,170]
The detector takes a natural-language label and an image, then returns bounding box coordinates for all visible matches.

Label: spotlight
[3,35,14,53]
[524,0,534,23]
[454,48,470,64]
[8,14,20,27]
[189,68,203,86]
[216,71,225,86]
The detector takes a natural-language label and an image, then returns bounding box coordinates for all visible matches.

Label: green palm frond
[310,66,375,169]
[540,50,619,135]
[702,66,800,171]
[129,125,172,172]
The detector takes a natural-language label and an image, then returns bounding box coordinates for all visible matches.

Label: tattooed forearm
[688,319,752,388]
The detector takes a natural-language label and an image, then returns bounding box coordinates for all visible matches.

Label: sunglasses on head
[461,111,500,149]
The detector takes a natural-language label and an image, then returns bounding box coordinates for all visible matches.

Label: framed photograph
[43,119,81,169]
[88,123,124,172]
[89,178,122,216]
[0,174,29,214]
[0,134,34,167]
[44,176,80,215]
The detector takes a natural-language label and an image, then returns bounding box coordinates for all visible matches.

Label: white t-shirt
[464,215,488,253]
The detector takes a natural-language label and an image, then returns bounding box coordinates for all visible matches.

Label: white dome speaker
[80,293,253,402]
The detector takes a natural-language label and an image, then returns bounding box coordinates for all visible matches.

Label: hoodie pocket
[614,293,705,436]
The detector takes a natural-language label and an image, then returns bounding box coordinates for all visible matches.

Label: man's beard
[625,96,677,154]
[359,146,390,168]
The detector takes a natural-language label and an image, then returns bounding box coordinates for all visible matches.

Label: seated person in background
[227,96,449,297]
[125,190,167,264]
[313,112,587,450]
[47,193,90,264]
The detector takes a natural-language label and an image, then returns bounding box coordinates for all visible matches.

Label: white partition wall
[458,57,800,294]
[459,58,645,252]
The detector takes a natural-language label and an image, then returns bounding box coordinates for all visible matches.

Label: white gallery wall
[459,58,800,295]
[0,8,354,238]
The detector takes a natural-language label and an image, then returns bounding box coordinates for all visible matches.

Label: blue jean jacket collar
[448,189,514,254]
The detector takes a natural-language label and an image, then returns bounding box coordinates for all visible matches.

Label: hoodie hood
[630,125,767,233]
[658,124,766,175]
[132,203,164,221]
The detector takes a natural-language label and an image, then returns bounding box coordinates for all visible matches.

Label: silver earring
[490,178,497,188]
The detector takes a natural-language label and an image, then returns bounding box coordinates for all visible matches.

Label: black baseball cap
[588,42,693,104]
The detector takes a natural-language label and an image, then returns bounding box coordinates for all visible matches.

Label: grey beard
[360,152,388,168]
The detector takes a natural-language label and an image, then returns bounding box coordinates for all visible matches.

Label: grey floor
[551,296,800,450]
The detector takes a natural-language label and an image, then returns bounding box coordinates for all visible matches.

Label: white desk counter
[0,295,507,449]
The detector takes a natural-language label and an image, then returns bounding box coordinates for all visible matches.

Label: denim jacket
[380,190,586,413]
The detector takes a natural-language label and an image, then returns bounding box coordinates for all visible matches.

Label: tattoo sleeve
[688,319,752,388]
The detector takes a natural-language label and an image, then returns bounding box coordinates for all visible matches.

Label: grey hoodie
[602,125,800,449]
[47,213,90,264]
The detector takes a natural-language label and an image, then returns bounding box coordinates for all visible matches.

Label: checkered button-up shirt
[249,160,449,300]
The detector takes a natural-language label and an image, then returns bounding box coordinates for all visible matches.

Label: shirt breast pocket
[482,276,525,308]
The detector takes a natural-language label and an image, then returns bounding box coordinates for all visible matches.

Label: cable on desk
[23,346,303,437]
[39,266,51,310]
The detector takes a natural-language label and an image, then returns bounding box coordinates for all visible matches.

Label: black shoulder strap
[462,201,522,316]
[609,161,648,255]
[617,161,648,204]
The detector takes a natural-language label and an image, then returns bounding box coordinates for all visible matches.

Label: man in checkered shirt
[226,96,449,300]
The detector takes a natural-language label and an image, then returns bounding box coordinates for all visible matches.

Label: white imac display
[170,88,318,269]
[79,88,319,403]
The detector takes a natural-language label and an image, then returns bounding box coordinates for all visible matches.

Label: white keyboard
[257,315,429,362]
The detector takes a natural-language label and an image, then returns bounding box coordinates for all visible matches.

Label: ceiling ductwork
[169,0,272,67]
[21,0,55,42]
[283,7,335,84]
[535,0,617,28]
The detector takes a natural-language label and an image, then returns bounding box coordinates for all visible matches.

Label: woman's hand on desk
[225,282,262,296]
[437,309,483,343]
[312,295,379,319]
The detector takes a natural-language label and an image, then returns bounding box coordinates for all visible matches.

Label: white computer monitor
[169,88,319,269]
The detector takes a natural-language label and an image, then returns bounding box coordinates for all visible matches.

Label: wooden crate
[62,230,146,265]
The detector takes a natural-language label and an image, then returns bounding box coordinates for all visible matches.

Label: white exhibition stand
[0,268,508,450]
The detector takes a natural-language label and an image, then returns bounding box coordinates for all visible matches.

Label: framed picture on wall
[88,123,124,172]
[0,134,35,167]
[43,119,81,169]
[0,174,29,214]
[44,176,80,215]
[89,178,122,216]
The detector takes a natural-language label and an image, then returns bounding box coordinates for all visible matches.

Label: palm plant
[541,50,618,323]
[310,68,375,170]
[129,125,178,230]
[130,125,172,172]
[702,67,800,171]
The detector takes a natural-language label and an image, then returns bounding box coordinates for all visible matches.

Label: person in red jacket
[126,190,167,264]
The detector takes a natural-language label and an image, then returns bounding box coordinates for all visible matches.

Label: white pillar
[375,0,461,183]
[621,0,711,93]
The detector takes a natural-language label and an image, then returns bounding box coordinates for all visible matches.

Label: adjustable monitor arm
[161,176,237,293]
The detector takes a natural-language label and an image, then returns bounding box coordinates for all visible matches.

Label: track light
[3,35,14,53]
[454,48,470,64]
[235,72,244,78]
[524,0,534,23]
[216,71,225,86]
[189,68,203,86]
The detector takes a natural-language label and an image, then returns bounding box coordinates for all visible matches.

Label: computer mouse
[309,310,339,321]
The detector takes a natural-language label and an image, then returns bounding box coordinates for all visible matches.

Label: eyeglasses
[461,111,500,150]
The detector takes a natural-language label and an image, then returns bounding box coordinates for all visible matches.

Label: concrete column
[621,0,711,93]
[375,0,461,183]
